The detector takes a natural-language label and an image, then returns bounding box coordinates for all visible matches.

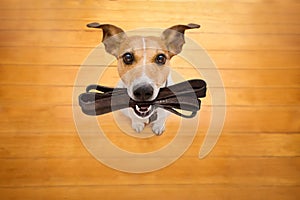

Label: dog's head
[87,23,200,117]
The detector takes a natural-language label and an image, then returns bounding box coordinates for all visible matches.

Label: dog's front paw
[132,122,145,133]
[152,122,165,136]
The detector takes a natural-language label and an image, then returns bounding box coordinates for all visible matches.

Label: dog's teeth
[135,105,152,115]
[135,105,140,112]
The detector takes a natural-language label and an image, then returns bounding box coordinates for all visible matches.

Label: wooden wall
[0,0,299,199]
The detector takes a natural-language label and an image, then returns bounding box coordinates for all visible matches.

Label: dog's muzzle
[131,84,155,117]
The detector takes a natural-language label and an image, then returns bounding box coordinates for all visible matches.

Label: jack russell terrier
[87,23,200,135]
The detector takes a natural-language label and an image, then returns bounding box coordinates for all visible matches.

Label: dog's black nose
[133,85,154,101]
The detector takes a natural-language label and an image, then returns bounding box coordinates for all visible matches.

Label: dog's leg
[152,108,170,135]
[129,109,147,133]
[119,108,146,133]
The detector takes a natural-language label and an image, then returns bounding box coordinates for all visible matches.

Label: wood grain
[0,185,299,200]
[0,0,299,199]
[0,133,299,158]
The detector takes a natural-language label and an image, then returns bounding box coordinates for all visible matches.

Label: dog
[87,23,200,135]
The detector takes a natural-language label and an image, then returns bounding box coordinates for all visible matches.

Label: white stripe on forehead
[138,37,153,86]
[142,37,147,67]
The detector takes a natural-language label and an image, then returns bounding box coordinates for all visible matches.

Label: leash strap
[79,79,206,118]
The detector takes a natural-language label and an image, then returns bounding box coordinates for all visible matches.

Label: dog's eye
[122,52,134,65]
[155,54,167,65]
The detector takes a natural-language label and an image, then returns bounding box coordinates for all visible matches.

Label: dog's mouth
[133,104,154,118]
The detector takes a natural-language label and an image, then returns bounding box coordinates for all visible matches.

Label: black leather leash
[79,79,207,118]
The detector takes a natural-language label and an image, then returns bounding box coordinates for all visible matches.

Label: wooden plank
[0,133,299,158]
[0,47,299,68]
[0,5,299,24]
[1,66,299,87]
[0,86,299,106]
[1,0,299,13]
[1,20,300,35]
[1,30,299,51]
[0,106,299,133]
[0,185,299,200]
[0,157,299,187]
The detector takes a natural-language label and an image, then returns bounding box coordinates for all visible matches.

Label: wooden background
[0,0,299,199]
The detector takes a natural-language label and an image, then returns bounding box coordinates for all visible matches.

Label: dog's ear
[87,22,127,56]
[161,23,200,56]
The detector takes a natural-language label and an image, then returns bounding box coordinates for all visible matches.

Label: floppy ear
[87,22,127,56]
[161,23,200,56]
